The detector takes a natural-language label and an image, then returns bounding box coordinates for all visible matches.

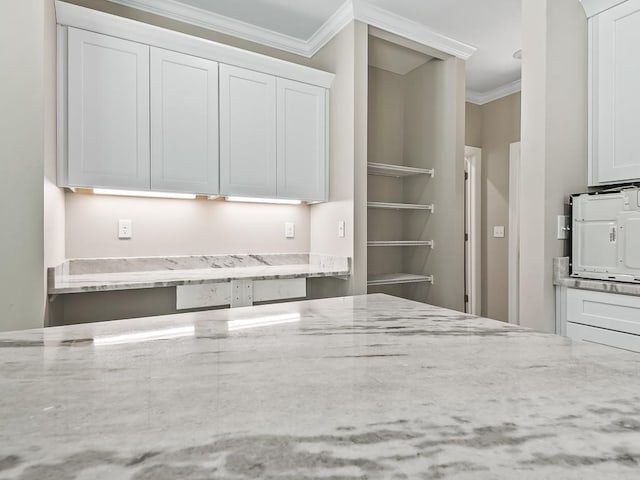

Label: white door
[276,78,326,201]
[591,0,640,184]
[150,48,219,194]
[67,28,150,189]
[219,64,277,197]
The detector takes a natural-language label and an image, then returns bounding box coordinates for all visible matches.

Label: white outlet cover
[285,222,295,239]
[338,220,345,238]
[118,219,132,239]
[493,226,505,238]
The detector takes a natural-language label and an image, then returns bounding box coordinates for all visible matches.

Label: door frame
[464,146,482,315]
[508,142,521,324]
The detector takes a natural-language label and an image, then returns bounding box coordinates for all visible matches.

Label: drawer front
[567,322,640,353]
[566,288,640,335]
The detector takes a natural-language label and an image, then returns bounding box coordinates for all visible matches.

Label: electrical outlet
[338,220,345,238]
[285,222,295,239]
[493,226,505,238]
[118,219,132,239]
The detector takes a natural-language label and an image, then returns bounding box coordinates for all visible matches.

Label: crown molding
[105,0,315,56]
[307,1,354,55]
[579,0,626,18]
[105,0,476,60]
[466,79,521,105]
[352,0,476,60]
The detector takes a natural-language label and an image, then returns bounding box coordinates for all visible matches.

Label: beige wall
[519,0,587,332]
[465,102,482,148]
[404,57,467,312]
[465,93,521,321]
[44,0,66,324]
[65,194,310,257]
[307,21,369,298]
[0,0,46,331]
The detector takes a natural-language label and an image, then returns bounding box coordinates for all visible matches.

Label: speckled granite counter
[1,294,640,479]
[48,253,350,294]
[553,257,640,296]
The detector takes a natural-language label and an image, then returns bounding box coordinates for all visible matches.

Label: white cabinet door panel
[151,48,218,194]
[592,0,640,184]
[67,28,150,189]
[566,288,640,336]
[219,65,277,197]
[277,78,326,201]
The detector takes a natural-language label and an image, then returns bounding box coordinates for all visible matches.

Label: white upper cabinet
[57,3,333,200]
[67,28,150,189]
[277,78,327,202]
[219,65,277,197]
[150,48,219,194]
[590,0,640,185]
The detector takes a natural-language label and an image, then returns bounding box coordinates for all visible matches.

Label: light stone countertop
[48,253,351,294]
[553,256,640,296]
[1,293,639,479]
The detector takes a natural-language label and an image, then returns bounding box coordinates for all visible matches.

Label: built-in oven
[570,187,640,283]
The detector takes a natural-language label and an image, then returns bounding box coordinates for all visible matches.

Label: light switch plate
[338,220,345,238]
[493,226,505,238]
[118,219,132,239]
[285,222,295,239]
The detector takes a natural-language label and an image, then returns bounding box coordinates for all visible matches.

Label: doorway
[464,146,481,315]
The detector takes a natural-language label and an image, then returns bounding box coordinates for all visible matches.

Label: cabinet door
[67,28,150,189]
[151,48,219,194]
[277,78,327,201]
[592,0,640,184]
[219,64,277,197]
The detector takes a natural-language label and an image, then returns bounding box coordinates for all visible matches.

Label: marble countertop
[553,257,640,296]
[1,294,640,479]
[48,253,350,294]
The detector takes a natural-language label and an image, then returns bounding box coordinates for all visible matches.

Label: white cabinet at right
[559,287,640,352]
[219,64,328,202]
[589,0,640,185]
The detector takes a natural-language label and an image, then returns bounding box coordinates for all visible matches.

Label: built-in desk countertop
[48,253,350,295]
[1,294,639,479]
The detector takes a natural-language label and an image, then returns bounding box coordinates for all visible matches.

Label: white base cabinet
[589,0,640,185]
[558,287,640,352]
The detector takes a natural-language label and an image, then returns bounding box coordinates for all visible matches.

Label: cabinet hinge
[464,233,469,242]
[464,171,469,180]
[464,294,469,303]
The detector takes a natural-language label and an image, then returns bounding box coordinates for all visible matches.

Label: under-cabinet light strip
[225,196,302,205]
[92,188,197,200]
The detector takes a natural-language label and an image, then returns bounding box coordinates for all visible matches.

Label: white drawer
[566,288,640,335]
[567,321,640,353]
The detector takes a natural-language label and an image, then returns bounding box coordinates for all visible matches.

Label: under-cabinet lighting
[228,313,301,332]
[225,196,302,205]
[93,326,195,346]
[92,188,197,200]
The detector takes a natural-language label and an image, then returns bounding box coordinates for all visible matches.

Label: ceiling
[107,0,522,104]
